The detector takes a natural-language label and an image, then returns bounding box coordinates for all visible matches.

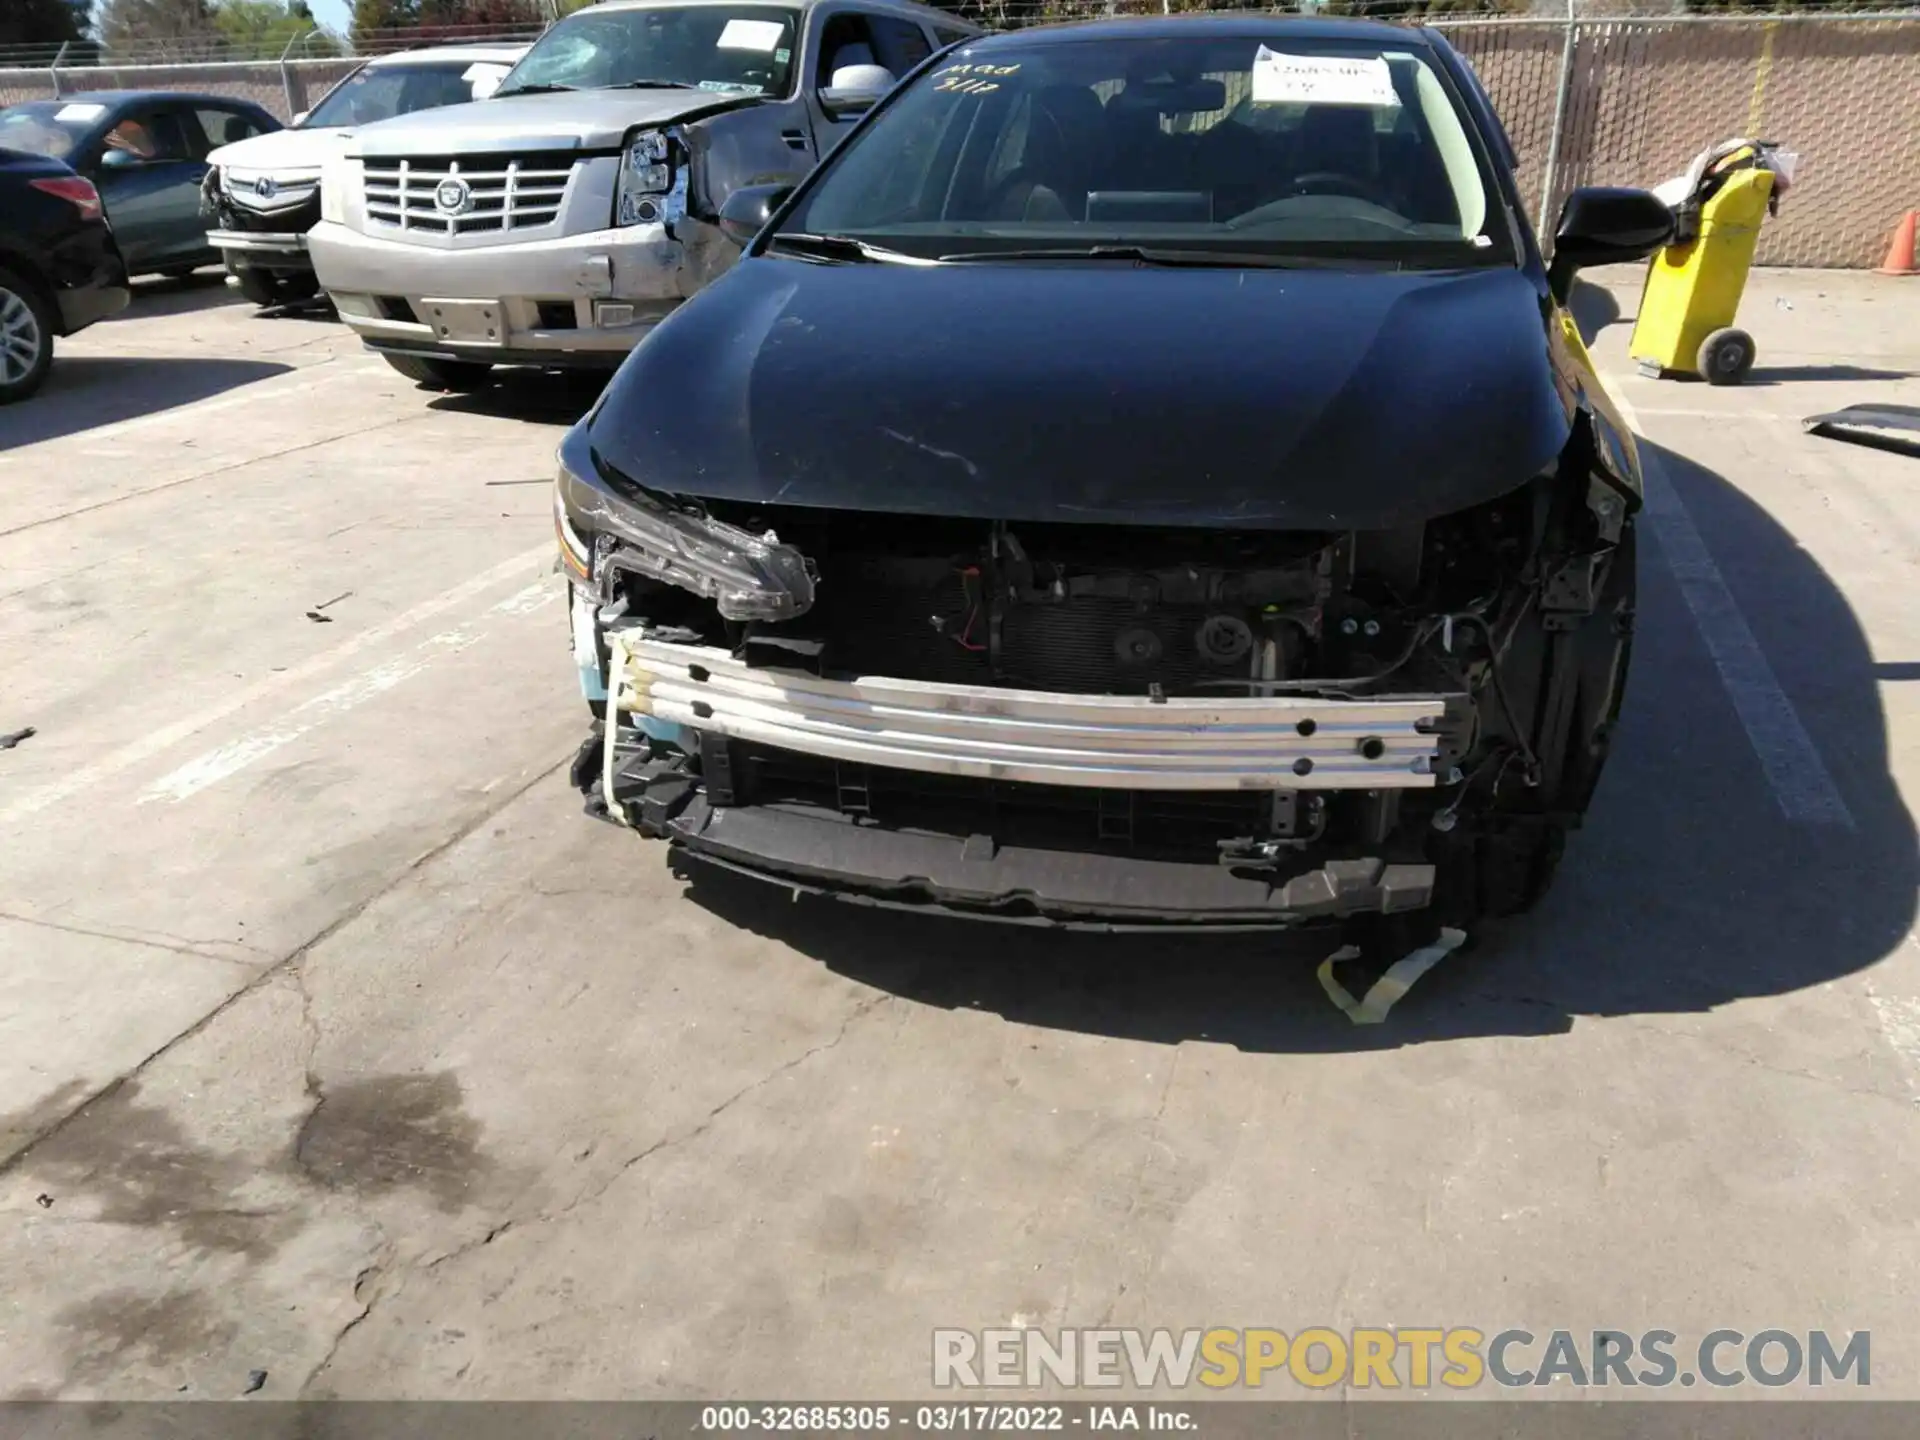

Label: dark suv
[0,148,130,404]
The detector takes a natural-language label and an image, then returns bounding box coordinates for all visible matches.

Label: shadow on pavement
[1,355,291,451]
[104,269,240,322]
[676,438,1916,1053]
[1747,364,1916,386]
[425,369,610,427]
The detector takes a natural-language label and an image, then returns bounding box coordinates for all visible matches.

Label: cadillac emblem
[434,177,473,215]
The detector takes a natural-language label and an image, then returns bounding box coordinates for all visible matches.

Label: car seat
[1292,105,1381,198]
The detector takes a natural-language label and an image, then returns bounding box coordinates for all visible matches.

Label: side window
[190,107,266,156]
[864,15,932,77]
[932,25,971,48]
[815,14,878,89]
[102,109,193,163]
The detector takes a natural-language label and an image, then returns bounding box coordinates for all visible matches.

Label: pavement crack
[422,992,896,1277]
[300,1253,393,1397]
[0,910,265,968]
[0,758,569,1182]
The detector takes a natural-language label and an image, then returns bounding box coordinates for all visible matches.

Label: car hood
[587,258,1574,531]
[348,88,751,157]
[208,125,347,175]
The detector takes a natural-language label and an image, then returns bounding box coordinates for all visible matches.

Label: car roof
[364,43,531,67]
[23,90,277,109]
[583,0,978,21]
[954,14,1426,47]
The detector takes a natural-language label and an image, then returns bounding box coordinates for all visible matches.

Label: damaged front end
[557,429,1635,930]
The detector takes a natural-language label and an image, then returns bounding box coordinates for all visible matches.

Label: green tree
[213,0,340,57]
[98,0,222,56]
[351,0,418,47]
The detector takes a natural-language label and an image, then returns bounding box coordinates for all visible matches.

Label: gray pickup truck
[308,0,977,390]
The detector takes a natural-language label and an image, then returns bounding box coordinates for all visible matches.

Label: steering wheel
[1290,170,1394,208]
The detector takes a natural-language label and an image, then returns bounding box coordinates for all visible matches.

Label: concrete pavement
[0,267,1916,1402]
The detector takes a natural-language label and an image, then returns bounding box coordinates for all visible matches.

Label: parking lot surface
[1,267,1917,1401]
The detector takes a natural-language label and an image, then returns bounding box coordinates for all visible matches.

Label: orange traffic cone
[1879,210,1917,276]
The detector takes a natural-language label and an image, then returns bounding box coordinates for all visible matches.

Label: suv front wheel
[380,353,494,391]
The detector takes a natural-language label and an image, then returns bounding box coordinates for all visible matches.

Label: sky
[309,0,353,34]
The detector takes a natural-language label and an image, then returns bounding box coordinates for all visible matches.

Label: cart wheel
[1697,327,1756,386]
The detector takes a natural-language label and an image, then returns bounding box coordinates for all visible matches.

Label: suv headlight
[320,156,351,224]
[615,128,674,227]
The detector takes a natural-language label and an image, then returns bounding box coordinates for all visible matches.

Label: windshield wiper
[764,232,936,266]
[604,78,700,90]
[494,83,576,97]
[938,244,1390,269]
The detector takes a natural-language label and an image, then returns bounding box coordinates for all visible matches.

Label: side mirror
[719,182,793,246]
[1547,186,1674,300]
[819,62,893,119]
[291,109,310,126]
[99,147,139,170]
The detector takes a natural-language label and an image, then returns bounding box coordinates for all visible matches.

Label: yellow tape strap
[1316,927,1468,1025]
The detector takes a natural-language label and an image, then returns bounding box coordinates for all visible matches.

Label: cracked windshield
[496,4,801,97]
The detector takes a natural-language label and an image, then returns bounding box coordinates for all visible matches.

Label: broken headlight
[558,452,815,622]
[615,128,673,227]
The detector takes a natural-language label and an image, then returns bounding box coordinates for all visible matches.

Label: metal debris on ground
[34,1193,53,1208]
[1803,404,1920,458]
[1318,927,1468,1025]
[0,727,35,750]
[305,590,355,623]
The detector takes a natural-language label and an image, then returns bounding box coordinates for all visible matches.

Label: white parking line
[141,579,559,804]
[0,545,553,829]
[1602,371,1854,829]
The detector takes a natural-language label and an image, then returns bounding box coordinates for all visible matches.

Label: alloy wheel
[0,285,43,386]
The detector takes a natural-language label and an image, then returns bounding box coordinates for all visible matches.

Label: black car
[0,92,279,278]
[0,147,131,404]
[556,17,1674,935]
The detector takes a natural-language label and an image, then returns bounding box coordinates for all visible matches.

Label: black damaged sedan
[555,16,1674,934]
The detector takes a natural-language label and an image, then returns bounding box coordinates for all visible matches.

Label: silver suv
[308,0,977,390]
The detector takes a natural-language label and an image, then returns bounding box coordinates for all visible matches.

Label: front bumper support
[612,632,1461,791]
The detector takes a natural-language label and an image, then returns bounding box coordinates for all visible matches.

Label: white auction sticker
[1251,46,1400,107]
[716,17,786,51]
[54,102,108,122]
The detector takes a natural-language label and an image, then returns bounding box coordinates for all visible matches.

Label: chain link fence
[2,7,1914,266]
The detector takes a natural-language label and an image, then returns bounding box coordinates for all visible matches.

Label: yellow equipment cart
[1630,141,1791,385]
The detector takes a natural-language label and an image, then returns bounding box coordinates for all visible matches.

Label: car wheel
[1697,327,1755,386]
[380,353,495,391]
[0,267,55,405]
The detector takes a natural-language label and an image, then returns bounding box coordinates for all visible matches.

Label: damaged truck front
[306,0,978,390]
[558,18,1674,931]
